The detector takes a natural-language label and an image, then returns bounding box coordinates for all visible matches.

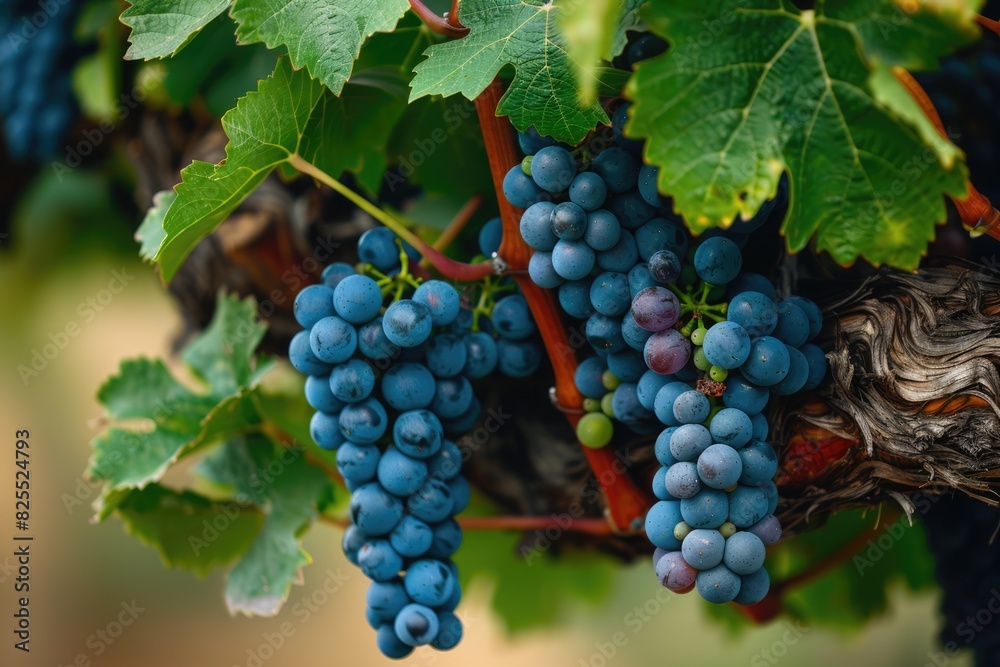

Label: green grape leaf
[114,485,264,577]
[230,0,410,96]
[222,440,333,616]
[409,0,622,144]
[121,0,232,60]
[153,57,404,282]
[626,0,977,269]
[136,190,175,262]
[88,293,270,491]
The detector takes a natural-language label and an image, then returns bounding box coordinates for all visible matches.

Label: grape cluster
[507,120,829,604]
[289,227,540,657]
[0,0,81,161]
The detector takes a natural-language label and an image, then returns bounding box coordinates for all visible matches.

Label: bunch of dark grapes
[0,0,82,161]
[288,226,540,658]
[506,105,827,603]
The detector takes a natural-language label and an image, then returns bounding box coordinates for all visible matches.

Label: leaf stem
[408,0,469,37]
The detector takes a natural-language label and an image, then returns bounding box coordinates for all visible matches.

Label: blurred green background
[0,173,968,667]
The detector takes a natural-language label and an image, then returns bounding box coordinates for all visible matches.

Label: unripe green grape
[691,327,707,346]
[693,347,712,371]
[521,155,533,176]
[719,521,737,538]
[709,365,729,382]
[577,413,613,448]
[583,398,601,412]
[601,392,616,418]
[602,369,621,391]
[673,521,692,541]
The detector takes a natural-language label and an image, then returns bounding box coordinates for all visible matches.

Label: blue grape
[551,239,596,280]
[653,382,694,426]
[592,147,639,194]
[693,237,742,285]
[321,262,357,289]
[478,216,502,256]
[310,411,345,450]
[741,336,790,387]
[569,172,608,211]
[425,334,468,378]
[334,274,383,325]
[637,370,670,411]
[665,461,702,498]
[695,564,741,603]
[750,412,769,441]
[531,145,576,193]
[358,317,400,362]
[772,345,809,395]
[584,209,621,250]
[527,251,564,288]
[351,484,404,536]
[635,218,689,261]
[367,579,410,625]
[342,525,368,565]
[622,311,654,351]
[520,201,558,251]
[394,410,444,459]
[590,272,631,317]
[433,612,463,651]
[428,440,462,482]
[725,273,777,301]
[551,202,588,240]
[747,515,782,546]
[722,371,770,415]
[625,35,667,66]
[709,408,753,448]
[682,529,726,570]
[737,440,778,486]
[378,446,429,497]
[383,300,433,348]
[388,515,433,558]
[337,442,381,486]
[611,383,652,424]
[637,164,662,207]
[786,296,822,339]
[305,375,344,413]
[294,284,335,328]
[654,427,679,466]
[728,485,769,528]
[628,263,657,297]
[702,321,752,369]
[330,359,376,403]
[697,444,743,490]
[596,229,639,272]
[606,191,656,230]
[763,480,779,515]
[723,532,766,575]
[414,280,461,327]
[462,332,499,379]
[518,126,557,155]
[447,476,471,514]
[497,339,542,377]
[338,398,389,444]
[559,280,596,319]
[586,313,627,353]
[652,466,672,500]
[405,559,456,607]
[607,349,647,383]
[668,423,713,461]
[611,102,646,153]
[492,295,536,339]
[734,568,770,605]
[727,291,778,337]
[427,519,463,559]
[359,539,404,582]
[648,249,681,283]
[772,300,810,347]
[407,478,453,523]
[575,357,609,398]
[395,603,440,647]
[359,227,400,271]
[309,316,357,364]
[680,488,729,528]
[645,500,684,550]
[432,377,474,419]
[799,343,828,391]
[382,362,435,410]
[503,165,546,208]
[673,390,710,424]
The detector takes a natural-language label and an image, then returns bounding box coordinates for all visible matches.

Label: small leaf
[121,0,232,60]
[115,485,263,577]
[182,292,267,398]
[410,0,617,144]
[136,190,176,262]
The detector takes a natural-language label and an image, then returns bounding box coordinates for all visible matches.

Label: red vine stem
[409,0,469,37]
[473,79,652,534]
[891,67,1000,238]
[976,13,1000,36]
[321,514,614,535]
